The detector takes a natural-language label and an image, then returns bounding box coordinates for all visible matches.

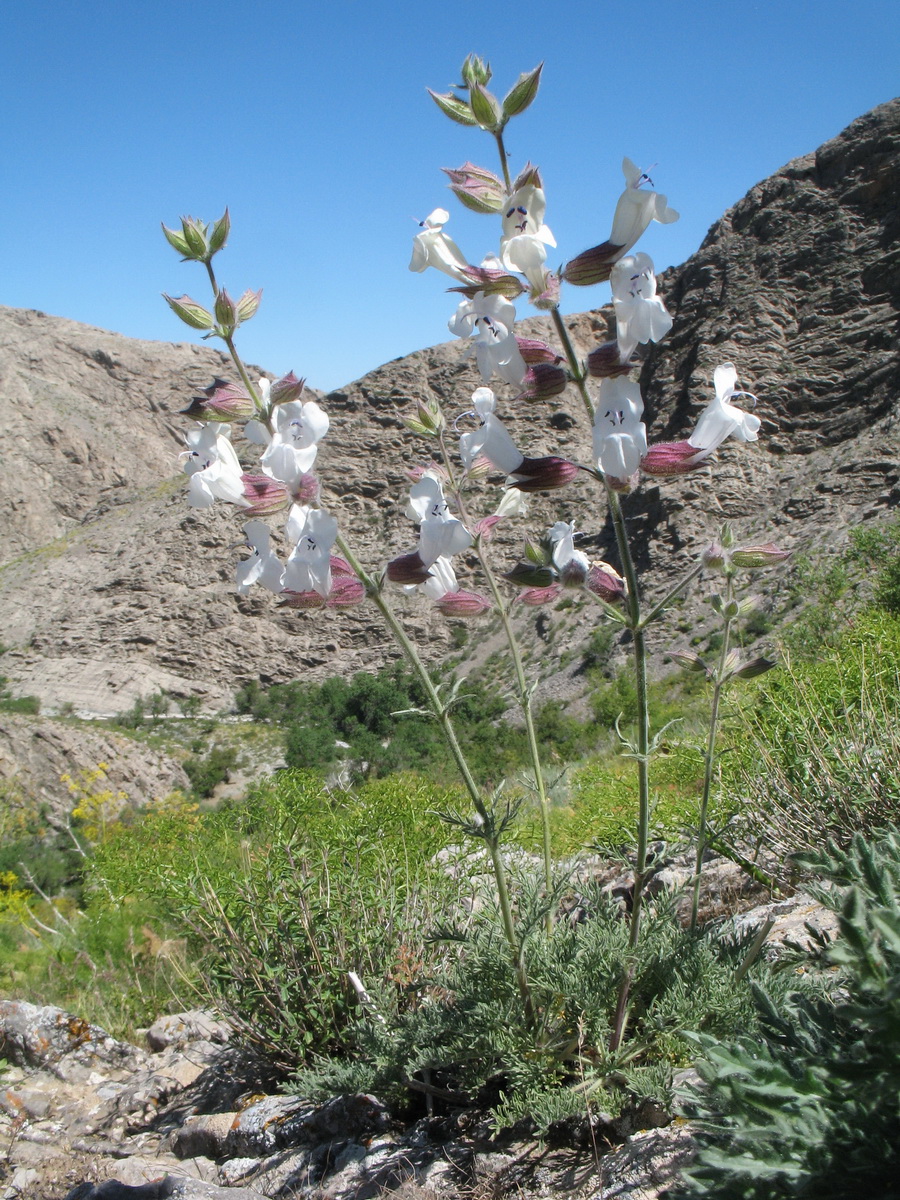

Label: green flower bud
[214,289,239,336]
[208,208,230,255]
[428,90,478,126]
[163,293,214,331]
[460,54,491,87]
[469,82,503,131]
[502,63,543,118]
[236,288,262,323]
[732,657,776,680]
[161,223,191,257]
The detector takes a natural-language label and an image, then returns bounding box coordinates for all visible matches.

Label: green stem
[333,533,534,1022]
[494,130,512,193]
[438,432,554,902]
[690,574,736,932]
[547,303,652,1049]
[203,260,266,421]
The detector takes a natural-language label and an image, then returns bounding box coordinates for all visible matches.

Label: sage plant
[161,54,786,1053]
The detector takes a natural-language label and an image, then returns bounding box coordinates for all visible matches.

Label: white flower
[182,424,247,508]
[449,291,527,386]
[409,209,470,282]
[259,397,329,489]
[421,555,459,601]
[610,158,679,258]
[283,505,338,598]
[610,253,673,359]
[549,521,589,576]
[499,183,556,292]
[688,364,761,455]
[459,387,524,475]
[407,474,472,566]
[236,520,285,594]
[592,377,648,478]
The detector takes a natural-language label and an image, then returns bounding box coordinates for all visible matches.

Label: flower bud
[387,551,432,585]
[559,555,588,588]
[182,378,255,422]
[292,473,320,505]
[730,543,792,569]
[517,584,563,606]
[208,209,230,254]
[640,440,706,476]
[279,589,327,610]
[442,162,505,214]
[732,656,776,680]
[327,575,366,607]
[587,342,635,379]
[236,288,263,323]
[269,372,307,406]
[435,589,492,617]
[701,542,727,571]
[214,289,239,335]
[514,363,569,404]
[451,265,525,299]
[531,272,561,310]
[502,63,543,118]
[405,399,445,437]
[330,555,355,576]
[562,241,624,286]
[586,562,626,602]
[668,650,709,674]
[724,599,741,619]
[428,90,478,126]
[163,293,214,331]
[469,82,503,131]
[509,455,579,492]
[179,216,211,259]
[240,474,290,515]
[511,163,542,191]
[460,53,492,87]
[516,337,562,365]
[505,562,555,588]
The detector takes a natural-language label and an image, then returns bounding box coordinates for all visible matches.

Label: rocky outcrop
[0,100,897,727]
[0,999,694,1200]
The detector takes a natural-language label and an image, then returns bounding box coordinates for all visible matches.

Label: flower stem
[333,533,534,1022]
[494,131,512,193]
[203,261,266,420]
[547,303,651,1050]
[639,562,705,630]
[690,573,736,932]
[439,433,554,904]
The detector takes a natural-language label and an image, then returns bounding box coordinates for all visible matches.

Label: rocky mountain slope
[0,98,897,745]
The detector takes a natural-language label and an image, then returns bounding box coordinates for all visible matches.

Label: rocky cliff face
[0,100,897,740]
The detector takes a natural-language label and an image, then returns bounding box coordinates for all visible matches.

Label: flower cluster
[180,371,364,609]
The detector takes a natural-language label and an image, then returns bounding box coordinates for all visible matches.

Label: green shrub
[722,610,900,875]
[182,743,239,797]
[680,828,900,1198]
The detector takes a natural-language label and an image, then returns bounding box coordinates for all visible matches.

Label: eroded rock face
[0,99,897,727]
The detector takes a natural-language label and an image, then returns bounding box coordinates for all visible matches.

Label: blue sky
[2,0,897,391]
